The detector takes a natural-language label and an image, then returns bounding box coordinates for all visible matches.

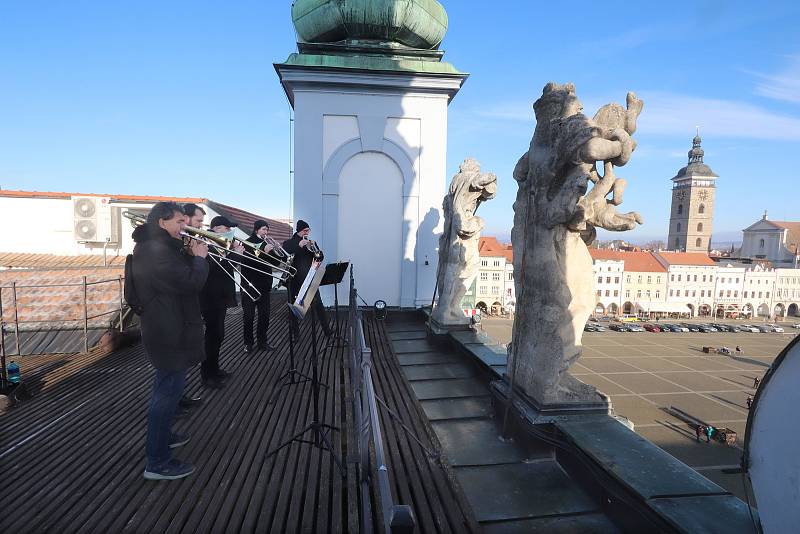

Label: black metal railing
[347,266,414,534]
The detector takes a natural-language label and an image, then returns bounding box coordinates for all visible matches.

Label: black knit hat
[296,219,310,232]
[253,219,269,233]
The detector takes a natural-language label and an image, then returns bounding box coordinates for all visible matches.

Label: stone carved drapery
[510,83,643,404]
[431,158,497,325]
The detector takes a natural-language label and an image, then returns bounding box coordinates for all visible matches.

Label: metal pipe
[0,287,7,384]
[12,282,20,356]
[82,276,89,354]
[118,276,124,332]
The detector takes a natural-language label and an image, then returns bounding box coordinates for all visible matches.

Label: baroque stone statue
[510,83,643,405]
[431,158,497,327]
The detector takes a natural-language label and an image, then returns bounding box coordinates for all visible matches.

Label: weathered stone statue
[431,158,497,328]
[510,83,643,406]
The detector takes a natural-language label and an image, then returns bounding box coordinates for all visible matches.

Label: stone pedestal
[492,376,611,420]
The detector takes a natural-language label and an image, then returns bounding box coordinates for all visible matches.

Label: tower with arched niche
[275,0,467,307]
[667,133,718,252]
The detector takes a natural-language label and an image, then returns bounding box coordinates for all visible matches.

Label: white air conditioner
[73,196,113,242]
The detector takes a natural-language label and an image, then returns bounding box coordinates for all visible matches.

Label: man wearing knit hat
[283,219,332,337]
[240,220,277,353]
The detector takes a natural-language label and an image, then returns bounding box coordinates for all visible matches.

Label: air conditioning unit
[73,196,113,243]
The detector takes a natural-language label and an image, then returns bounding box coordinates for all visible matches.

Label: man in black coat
[132,201,209,481]
[199,215,244,389]
[240,220,277,353]
[283,219,332,337]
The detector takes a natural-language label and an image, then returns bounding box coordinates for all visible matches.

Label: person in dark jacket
[240,220,277,353]
[132,201,209,481]
[199,215,244,388]
[283,219,332,337]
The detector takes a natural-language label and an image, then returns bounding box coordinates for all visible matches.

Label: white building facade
[275,1,467,307]
[713,265,746,318]
[592,259,624,315]
[774,269,800,318]
[739,214,800,267]
[742,266,777,318]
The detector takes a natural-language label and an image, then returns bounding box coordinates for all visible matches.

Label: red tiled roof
[656,251,717,267]
[0,189,206,203]
[479,236,511,257]
[0,267,124,327]
[207,201,293,242]
[589,250,667,272]
[769,221,800,254]
[0,253,126,269]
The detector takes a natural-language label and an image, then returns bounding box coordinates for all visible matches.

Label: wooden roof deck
[0,293,478,533]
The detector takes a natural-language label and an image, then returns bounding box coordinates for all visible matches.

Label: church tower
[667,133,718,252]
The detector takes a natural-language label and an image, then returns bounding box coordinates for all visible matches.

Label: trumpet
[305,238,322,259]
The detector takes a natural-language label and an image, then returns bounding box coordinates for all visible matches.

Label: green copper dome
[292,0,448,50]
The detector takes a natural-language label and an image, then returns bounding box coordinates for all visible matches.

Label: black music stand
[267,281,314,404]
[267,269,345,478]
[321,261,350,349]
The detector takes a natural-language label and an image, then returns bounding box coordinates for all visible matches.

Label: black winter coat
[239,233,277,293]
[200,251,239,310]
[283,233,324,299]
[131,224,209,371]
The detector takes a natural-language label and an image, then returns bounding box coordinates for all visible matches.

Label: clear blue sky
[2,1,799,247]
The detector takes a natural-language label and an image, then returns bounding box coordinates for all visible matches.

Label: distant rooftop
[656,251,718,267]
[589,249,667,272]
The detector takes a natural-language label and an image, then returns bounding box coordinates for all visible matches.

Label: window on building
[597,290,602,297]
[734,291,738,297]
[480,286,487,293]
[657,276,661,283]
[614,290,619,297]
[656,291,660,298]
[481,260,488,267]
[692,290,696,297]
[696,238,702,248]
[677,222,682,232]
[697,222,703,232]
[626,275,631,283]
[670,289,673,297]
[710,276,713,282]
[670,274,674,281]
[719,290,724,298]
[759,239,765,248]
[597,276,602,283]
[678,275,682,282]
[625,290,630,298]
[675,237,680,249]
[508,273,514,281]
[647,276,652,284]
[494,260,501,267]
[646,290,651,297]
[699,204,705,214]
[605,290,610,297]
[614,277,619,284]
[694,275,698,282]
[480,273,488,281]
[492,286,500,295]
[638,275,642,283]
[637,290,642,298]
[677,204,683,215]
[677,290,681,297]
[727,290,731,297]
[758,292,763,298]
[767,292,770,298]
[703,275,707,282]
[606,277,611,284]
[492,272,501,281]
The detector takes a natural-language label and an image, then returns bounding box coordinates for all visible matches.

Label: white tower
[275,0,467,307]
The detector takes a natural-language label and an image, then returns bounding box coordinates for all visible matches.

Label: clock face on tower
[677,190,687,201]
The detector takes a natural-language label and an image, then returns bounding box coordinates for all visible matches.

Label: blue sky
[2,1,799,247]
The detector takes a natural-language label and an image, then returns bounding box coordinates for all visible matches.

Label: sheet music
[294,265,318,306]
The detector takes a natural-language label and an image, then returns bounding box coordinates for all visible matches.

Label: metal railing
[348,266,415,534]
[0,276,129,360]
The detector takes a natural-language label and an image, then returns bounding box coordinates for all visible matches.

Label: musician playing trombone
[199,215,245,389]
[283,219,333,338]
[240,219,277,353]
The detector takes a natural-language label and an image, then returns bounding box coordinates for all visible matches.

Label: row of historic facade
[468,237,800,319]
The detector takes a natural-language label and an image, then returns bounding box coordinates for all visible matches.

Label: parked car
[793,323,800,329]
[766,324,785,333]
[628,325,646,332]
[697,325,718,333]
[711,323,731,332]
[609,324,631,332]
[756,325,772,333]
[589,317,599,322]
[642,323,662,332]
[620,316,640,323]
[584,324,599,332]
[727,325,743,333]
[593,325,606,332]
[680,323,700,332]
[740,324,761,333]
[598,316,612,322]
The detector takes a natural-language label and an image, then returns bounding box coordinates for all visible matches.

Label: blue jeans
[145,368,186,469]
